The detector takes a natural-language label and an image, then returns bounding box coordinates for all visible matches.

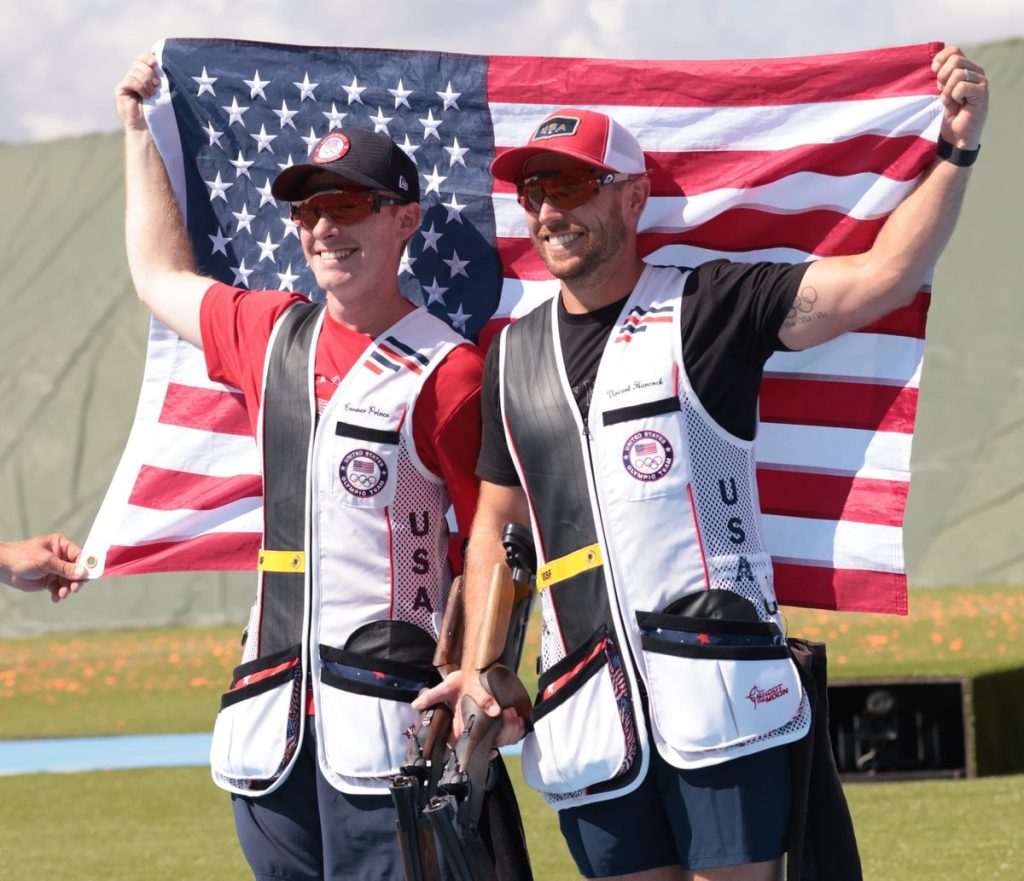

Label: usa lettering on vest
[209,303,465,797]
[501,265,809,810]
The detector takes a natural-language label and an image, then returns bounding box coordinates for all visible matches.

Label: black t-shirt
[477,260,809,486]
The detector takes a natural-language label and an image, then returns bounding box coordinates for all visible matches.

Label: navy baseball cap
[272,128,420,203]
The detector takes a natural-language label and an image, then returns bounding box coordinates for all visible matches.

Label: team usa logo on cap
[622,430,674,481]
[313,132,351,164]
[339,449,388,497]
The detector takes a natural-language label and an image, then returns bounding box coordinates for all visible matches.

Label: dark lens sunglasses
[516,169,646,214]
[289,188,407,228]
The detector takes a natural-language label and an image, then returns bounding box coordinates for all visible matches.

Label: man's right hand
[413,668,528,748]
[115,53,161,133]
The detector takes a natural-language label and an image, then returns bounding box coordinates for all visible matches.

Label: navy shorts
[558,742,791,877]
[232,718,418,881]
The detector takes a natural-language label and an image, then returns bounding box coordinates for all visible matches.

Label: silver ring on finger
[963,68,974,84]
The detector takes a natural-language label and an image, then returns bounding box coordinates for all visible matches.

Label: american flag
[81,37,945,615]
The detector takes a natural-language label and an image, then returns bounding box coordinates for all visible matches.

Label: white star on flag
[419,109,442,141]
[243,69,270,99]
[208,227,232,256]
[442,193,465,223]
[230,151,254,178]
[250,125,277,153]
[322,103,347,129]
[204,120,224,148]
[273,101,298,129]
[423,165,447,196]
[422,277,449,305]
[447,304,471,332]
[232,203,256,233]
[444,137,469,168]
[222,97,249,126]
[256,233,281,262]
[192,66,217,96]
[301,128,320,154]
[443,249,471,278]
[370,107,393,134]
[399,250,417,275]
[280,216,300,239]
[276,263,300,291]
[277,154,296,171]
[204,172,233,201]
[294,73,318,101]
[344,76,367,105]
[389,79,413,109]
[420,223,443,252]
[230,258,254,288]
[256,178,276,207]
[397,134,420,157]
[436,81,461,111]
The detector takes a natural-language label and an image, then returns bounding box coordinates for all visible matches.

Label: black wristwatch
[936,136,980,167]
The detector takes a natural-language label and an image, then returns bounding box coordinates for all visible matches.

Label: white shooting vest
[209,302,466,796]
[500,264,810,810]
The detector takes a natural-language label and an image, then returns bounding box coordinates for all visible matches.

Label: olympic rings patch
[339,449,388,497]
[622,430,674,482]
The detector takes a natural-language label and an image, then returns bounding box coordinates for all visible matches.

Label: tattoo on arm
[783,285,828,330]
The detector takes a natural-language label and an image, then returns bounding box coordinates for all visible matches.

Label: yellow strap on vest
[537,543,603,591]
[257,549,306,573]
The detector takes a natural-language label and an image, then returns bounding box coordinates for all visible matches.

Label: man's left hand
[933,45,989,150]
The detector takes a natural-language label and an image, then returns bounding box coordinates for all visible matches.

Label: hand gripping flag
[82,37,946,614]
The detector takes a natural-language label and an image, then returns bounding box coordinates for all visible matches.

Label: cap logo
[313,132,350,164]
[398,175,409,191]
[533,116,581,142]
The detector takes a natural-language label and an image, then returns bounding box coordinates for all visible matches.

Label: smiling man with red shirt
[117,52,484,881]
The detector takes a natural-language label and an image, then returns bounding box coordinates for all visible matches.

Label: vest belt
[258,549,306,573]
[537,543,603,590]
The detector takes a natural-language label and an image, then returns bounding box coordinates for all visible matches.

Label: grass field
[2,586,1023,879]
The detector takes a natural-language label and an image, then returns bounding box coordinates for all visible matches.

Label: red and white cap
[490,108,647,183]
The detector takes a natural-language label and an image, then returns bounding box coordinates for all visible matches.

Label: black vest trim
[602,396,681,426]
[501,306,616,652]
[259,301,323,657]
[334,421,401,445]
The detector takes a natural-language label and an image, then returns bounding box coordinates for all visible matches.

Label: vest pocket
[210,645,302,781]
[521,628,636,794]
[317,645,440,778]
[637,611,802,751]
[599,397,689,502]
[329,420,401,508]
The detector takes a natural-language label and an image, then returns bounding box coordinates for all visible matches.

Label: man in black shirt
[417,44,988,881]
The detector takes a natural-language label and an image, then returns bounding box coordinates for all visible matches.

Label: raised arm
[115,53,210,348]
[779,45,989,351]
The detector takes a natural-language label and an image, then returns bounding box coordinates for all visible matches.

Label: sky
[2,0,1020,142]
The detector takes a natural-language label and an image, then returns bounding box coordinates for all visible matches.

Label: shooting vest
[502,264,810,810]
[210,301,466,796]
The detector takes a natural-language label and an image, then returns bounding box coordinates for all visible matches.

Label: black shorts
[558,742,791,877]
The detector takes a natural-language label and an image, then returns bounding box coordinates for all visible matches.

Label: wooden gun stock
[433,575,465,674]
[473,562,515,672]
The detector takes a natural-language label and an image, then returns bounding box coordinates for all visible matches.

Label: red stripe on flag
[493,135,935,199]
[760,378,919,433]
[757,468,908,526]
[103,532,260,576]
[860,289,930,337]
[159,383,253,436]
[774,561,908,615]
[487,43,940,107]
[128,465,262,512]
[499,211,887,279]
